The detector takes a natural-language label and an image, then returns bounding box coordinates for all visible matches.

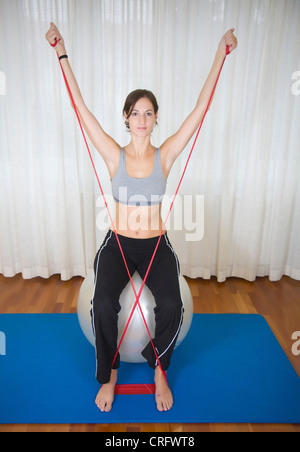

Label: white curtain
[0,0,299,282]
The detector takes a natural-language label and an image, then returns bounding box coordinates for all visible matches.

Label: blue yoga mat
[0,313,299,424]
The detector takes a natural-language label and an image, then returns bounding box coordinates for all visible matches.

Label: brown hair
[123,89,159,130]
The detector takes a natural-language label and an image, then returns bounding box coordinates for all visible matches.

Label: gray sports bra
[111,148,167,206]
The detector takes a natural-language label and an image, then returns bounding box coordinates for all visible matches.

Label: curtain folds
[0,0,299,282]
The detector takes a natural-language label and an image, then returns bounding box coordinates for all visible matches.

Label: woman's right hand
[45,22,66,56]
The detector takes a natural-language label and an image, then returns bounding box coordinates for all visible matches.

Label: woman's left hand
[218,28,238,56]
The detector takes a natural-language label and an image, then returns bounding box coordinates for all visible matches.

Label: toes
[100,401,106,412]
[163,400,171,411]
[157,402,164,412]
[95,397,113,413]
[167,399,173,411]
[156,396,173,412]
[95,397,105,412]
[104,402,112,412]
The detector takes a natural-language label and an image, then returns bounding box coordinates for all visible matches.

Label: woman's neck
[127,136,154,158]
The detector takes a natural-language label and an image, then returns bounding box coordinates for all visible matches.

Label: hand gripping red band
[55,46,229,393]
[50,37,61,48]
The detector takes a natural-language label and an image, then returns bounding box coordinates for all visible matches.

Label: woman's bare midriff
[111,202,165,239]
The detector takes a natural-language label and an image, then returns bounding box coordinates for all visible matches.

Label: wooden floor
[0,273,300,433]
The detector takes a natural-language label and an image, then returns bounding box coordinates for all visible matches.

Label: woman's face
[126,97,158,136]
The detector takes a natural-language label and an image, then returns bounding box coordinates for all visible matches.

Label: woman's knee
[154,293,183,316]
[92,289,121,316]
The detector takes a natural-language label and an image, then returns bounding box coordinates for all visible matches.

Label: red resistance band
[114,383,155,395]
[53,36,229,392]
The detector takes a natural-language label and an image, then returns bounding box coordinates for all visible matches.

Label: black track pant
[91,230,184,384]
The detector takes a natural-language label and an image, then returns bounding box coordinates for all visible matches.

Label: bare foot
[154,367,173,412]
[95,369,117,412]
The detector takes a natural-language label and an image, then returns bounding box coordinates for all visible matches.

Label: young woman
[46,23,237,413]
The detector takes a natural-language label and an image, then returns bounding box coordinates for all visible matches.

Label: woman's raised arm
[161,29,238,176]
[45,23,120,177]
